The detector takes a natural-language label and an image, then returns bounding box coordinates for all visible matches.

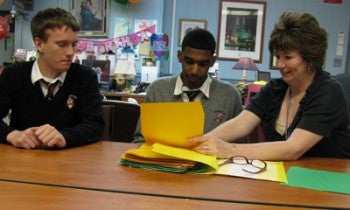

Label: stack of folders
[120,102,218,173]
[120,101,287,183]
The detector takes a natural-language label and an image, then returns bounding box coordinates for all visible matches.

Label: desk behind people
[0,141,349,209]
[101,91,146,104]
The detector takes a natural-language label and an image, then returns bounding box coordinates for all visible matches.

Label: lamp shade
[232,57,259,71]
[232,57,259,82]
[114,59,136,75]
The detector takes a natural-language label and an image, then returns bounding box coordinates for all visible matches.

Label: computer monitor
[257,71,271,82]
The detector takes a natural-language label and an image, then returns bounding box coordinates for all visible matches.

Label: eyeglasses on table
[218,156,267,174]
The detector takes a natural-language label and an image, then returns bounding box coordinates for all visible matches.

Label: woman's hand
[188,133,235,158]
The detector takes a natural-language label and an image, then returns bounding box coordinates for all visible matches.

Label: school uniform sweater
[0,61,104,148]
[134,75,243,141]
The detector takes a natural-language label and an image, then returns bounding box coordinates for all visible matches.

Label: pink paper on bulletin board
[324,0,342,3]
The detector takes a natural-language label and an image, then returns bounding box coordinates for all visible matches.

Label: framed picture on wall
[178,19,207,46]
[82,59,111,83]
[217,0,266,62]
[70,0,109,38]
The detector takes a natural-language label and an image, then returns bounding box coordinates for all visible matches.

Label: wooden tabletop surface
[0,141,349,209]
[1,181,312,210]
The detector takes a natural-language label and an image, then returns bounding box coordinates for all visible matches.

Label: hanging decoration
[150,33,169,61]
[113,0,142,8]
[114,0,128,6]
[0,16,9,40]
[0,0,3,4]
[129,0,141,4]
[128,0,142,7]
[76,25,156,54]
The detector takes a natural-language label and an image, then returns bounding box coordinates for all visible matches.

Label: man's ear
[33,37,44,53]
[177,50,183,63]
[209,55,217,67]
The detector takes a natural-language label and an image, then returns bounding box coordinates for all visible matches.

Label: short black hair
[181,28,216,55]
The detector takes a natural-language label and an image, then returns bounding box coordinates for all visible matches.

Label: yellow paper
[124,102,287,182]
[140,102,204,148]
[139,41,151,56]
[124,143,171,159]
[151,143,218,170]
[123,102,217,171]
[214,160,288,183]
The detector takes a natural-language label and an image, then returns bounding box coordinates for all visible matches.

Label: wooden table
[0,141,349,209]
[101,91,146,104]
[0,181,304,210]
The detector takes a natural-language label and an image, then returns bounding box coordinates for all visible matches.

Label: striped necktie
[41,79,60,101]
[185,90,200,102]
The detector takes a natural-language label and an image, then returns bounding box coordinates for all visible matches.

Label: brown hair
[31,7,80,42]
[269,12,328,71]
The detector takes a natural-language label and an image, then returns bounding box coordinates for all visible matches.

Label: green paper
[283,166,350,194]
[119,159,208,173]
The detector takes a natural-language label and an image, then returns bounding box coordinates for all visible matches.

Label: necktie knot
[41,79,60,100]
[185,90,200,102]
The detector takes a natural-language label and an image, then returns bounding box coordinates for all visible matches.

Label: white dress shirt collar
[174,72,212,98]
[31,60,67,84]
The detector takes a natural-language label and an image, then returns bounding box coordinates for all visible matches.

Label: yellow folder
[122,101,287,182]
[141,101,204,148]
[123,101,218,170]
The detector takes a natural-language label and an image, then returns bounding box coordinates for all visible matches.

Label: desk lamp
[114,59,136,92]
[232,57,259,83]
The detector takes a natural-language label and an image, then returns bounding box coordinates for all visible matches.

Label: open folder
[120,102,287,182]
[121,101,218,172]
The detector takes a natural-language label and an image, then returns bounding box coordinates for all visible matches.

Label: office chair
[333,73,350,121]
[245,84,263,106]
[257,71,271,82]
[102,99,140,142]
[245,84,266,143]
[102,105,114,141]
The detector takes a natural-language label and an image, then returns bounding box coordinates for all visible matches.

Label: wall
[0,0,165,81]
[168,0,350,81]
[1,0,349,82]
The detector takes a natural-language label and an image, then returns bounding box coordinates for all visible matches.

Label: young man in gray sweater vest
[134,29,243,142]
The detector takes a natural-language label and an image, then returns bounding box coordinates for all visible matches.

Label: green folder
[283,166,350,195]
[120,159,209,173]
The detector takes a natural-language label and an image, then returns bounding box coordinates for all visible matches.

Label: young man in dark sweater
[0,8,104,149]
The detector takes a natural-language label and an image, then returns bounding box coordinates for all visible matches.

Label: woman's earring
[307,66,312,73]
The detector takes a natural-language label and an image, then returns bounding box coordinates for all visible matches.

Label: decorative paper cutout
[150,33,169,61]
[0,16,9,40]
[76,25,156,53]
